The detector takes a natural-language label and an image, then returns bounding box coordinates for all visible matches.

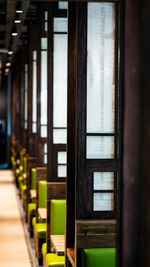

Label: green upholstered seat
[15,168,20,177]
[82,248,116,267]
[50,200,66,235]
[35,223,46,238]
[42,199,66,266]
[32,217,36,227]
[21,184,27,193]
[45,253,64,267]
[42,243,47,256]
[31,168,36,189]
[28,203,36,216]
[33,181,47,238]
[38,181,47,208]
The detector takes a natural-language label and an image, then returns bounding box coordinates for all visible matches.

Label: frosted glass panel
[87,3,115,133]
[44,143,47,153]
[24,64,28,129]
[40,51,47,125]
[54,18,67,32]
[53,129,67,144]
[94,172,114,190]
[58,2,68,9]
[32,122,37,133]
[45,22,48,32]
[53,34,67,127]
[41,125,47,138]
[45,11,48,21]
[86,136,114,159]
[33,50,37,60]
[58,152,67,164]
[93,193,114,211]
[58,165,67,177]
[32,60,37,132]
[41,38,47,50]
[44,154,47,164]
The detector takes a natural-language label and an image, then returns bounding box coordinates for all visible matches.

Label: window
[24,64,28,129]
[32,51,37,133]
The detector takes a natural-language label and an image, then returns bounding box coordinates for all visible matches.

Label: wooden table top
[30,189,36,199]
[50,235,65,256]
[38,208,47,220]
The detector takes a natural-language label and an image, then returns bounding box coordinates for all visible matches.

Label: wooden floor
[0,170,32,267]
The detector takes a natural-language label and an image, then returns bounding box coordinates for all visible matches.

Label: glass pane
[54,18,67,32]
[33,50,37,60]
[40,51,47,125]
[44,154,47,164]
[44,143,47,153]
[25,121,27,129]
[41,125,47,138]
[58,165,67,177]
[45,22,48,32]
[53,129,67,144]
[32,60,37,132]
[32,122,37,133]
[94,172,114,190]
[41,37,47,50]
[87,3,115,133]
[86,136,114,159]
[93,193,114,211]
[24,64,28,129]
[58,1,68,9]
[45,11,48,21]
[53,34,67,127]
[58,152,67,164]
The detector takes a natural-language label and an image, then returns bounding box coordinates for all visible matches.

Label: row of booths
[10,1,120,267]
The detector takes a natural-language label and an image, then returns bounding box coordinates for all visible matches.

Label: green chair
[33,180,47,263]
[82,248,116,267]
[42,199,66,267]
[28,168,37,235]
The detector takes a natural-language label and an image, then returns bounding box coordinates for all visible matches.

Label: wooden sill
[67,248,75,267]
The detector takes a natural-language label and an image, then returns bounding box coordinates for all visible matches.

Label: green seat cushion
[18,175,23,185]
[35,223,46,238]
[51,200,66,235]
[32,217,36,227]
[28,203,36,216]
[42,242,47,256]
[31,168,36,189]
[45,253,64,267]
[82,248,116,267]
[23,157,27,173]
[15,168,20,177]
[21,184,27,194]
[38,181,47,208]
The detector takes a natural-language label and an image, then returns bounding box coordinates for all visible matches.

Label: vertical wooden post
[121,0,150,266]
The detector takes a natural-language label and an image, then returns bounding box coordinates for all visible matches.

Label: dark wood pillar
[121,0,150,266]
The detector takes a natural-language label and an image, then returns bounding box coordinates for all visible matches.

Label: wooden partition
[66,2,121,266]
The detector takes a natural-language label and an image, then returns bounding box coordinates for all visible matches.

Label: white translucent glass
[33,50,37,60]
[32,60,37,133]
[44,154,47,164]
[25,121,27,129]
[32,122,37,133]
[45,22,48,32]
[94,172,114,190]
[41,38,47,50]
[57,152,67,164]
[44,143,47,153]
[86,136,114,159]
[93,193,114,211]
[40,51,47,125]
[53,129,67,144]
[58,165,67,177]
[41,125,47,138]
[58,1,68,9]
[87,3,115,133]
[45,11,48,21]
[53,34,67,127]
[54,18,67,33]
[24,64,28,129]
